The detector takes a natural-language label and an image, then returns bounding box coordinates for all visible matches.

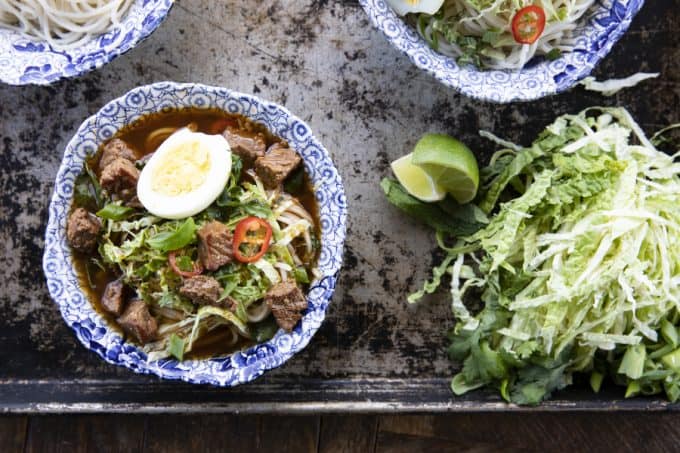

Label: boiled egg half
[386,0,444,15]
[137,128,231,219]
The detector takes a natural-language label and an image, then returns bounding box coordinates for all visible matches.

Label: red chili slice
[511,5,546,44]
[207,117,238,135]
[168,251,204,277]
[233,216,273,263]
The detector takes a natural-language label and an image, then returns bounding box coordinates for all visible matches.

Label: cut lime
[411,133,479,204]
[390,152,446,202]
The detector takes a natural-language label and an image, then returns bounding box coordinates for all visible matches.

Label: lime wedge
[411,133,479,204]
[390,153,446,202]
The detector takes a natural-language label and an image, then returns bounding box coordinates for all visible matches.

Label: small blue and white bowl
[43,82,347,386]
[360,0,645,102]
[0,0,174,85]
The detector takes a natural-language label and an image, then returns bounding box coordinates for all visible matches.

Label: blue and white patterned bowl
[0,0,174,85]
[43,82,347,386]
[360,0,644,102]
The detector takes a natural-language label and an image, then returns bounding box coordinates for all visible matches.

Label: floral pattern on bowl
[360,0,645,102]
[43,82,347,386]
[0,0,174,85]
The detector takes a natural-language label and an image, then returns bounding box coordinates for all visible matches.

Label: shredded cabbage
[277,219,312,247]
[410,107,680,404]
[579,73,659,96]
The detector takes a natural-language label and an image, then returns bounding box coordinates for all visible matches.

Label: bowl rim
[43,81,347,386]
[0,0,175,86]
[359,0,645,103]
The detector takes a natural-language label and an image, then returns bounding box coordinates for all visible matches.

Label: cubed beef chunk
[254,144,302,188]
[66,207,101,253]
[116,299,157,344]
[222,126,266,164]
[101,279,126,316]
[197,221,233,271]
[179,275,223,306]
[265,281,307,331]
[98,138,137,172]
[99,158,140,203]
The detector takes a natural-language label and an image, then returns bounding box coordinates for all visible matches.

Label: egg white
[386,0,444,15]
[137,128,232,219]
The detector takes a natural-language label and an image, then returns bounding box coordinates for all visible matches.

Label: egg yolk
[151,141,212,196]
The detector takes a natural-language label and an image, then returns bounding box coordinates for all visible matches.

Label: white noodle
[246,300,272,323]
[145,127,179,152]
[288,244,302,266]
[0,0,134,51]
[415,0,597,70]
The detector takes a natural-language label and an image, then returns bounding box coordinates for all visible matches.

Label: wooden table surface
[0,0,679,447]
[3,413,680,452]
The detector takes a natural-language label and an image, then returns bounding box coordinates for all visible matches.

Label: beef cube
[222,126,266,164]
[265,281,307,331]
[98,138,137,172]
[99,158,140,203]
[116,299,157,344]
[254,144,302,188]
[197,221,233,271]
[66,207,101,253]
[179,275,223,306]
[101,279,126,316]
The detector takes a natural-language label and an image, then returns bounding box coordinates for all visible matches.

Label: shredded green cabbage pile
[384,107,680,403]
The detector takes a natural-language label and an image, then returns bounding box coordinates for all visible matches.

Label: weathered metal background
[0,0,678,412]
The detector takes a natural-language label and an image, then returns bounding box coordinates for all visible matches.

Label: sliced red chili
[207,117,238,135]
[168,250,204,277]
[511,5,546,44]
[233,216,273,263]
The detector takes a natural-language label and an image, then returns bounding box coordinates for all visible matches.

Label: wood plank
[142,414,321,452]
[0,416,26,453]
[143,415,259,452]
[25,415,145,453]
[256,415,320,452]
[144,415,319,452]
[377,413,680,452]
[318,415,378,453]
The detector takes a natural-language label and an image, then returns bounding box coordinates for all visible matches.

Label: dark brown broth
[73,107,319,358]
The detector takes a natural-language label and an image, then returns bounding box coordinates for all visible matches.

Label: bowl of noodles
[0,0,174,85]
[43,82,347,385]
[360,0,645,102]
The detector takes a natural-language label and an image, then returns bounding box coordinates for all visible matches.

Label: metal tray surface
[0,0,678,413]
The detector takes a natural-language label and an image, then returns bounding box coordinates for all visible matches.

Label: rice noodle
[0,0,135,51]
[145,127,178,152]
[272,191,316,262]
[246,300,271,323]
[153,306,185,322]
[415,0,597,70]
[288,244,303,266]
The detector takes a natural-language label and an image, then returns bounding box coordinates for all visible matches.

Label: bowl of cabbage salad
[360,0,645,102]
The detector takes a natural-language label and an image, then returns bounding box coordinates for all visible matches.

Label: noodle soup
[389,0,595,70]
[68,107,320,361]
